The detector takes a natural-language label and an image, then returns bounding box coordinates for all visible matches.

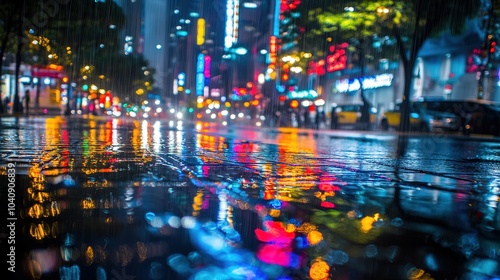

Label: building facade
[323,18,495,118]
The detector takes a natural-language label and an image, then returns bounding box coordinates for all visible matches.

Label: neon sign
[197,18,205,45]
[224,0,239,49]
[335,73,394,93]
[287,90,318,100]
[204,56,211,78]
[196,54,205,96]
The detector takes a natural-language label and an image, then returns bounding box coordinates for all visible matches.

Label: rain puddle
[0,117,498,279]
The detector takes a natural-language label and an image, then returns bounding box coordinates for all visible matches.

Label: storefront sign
[335,73,393,93]
[287,90,318,100]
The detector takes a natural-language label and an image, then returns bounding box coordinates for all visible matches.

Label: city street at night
[1,116,499,279]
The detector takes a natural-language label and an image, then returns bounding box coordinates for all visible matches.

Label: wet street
[1,116,500,280]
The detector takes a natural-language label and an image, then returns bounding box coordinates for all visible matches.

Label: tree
[0,1,29,114]
[1,0,154,115]
[306,0,481,132]
[35,0,154,111]
[37,0,125,115]
[0,2,18,113]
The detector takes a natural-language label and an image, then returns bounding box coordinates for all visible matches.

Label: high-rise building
[116,0,278,111]
[114,0,144,55]
[115,0,171,101]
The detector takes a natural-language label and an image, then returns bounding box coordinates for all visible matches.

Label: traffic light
[281,72,289,82]
[490,37,497,54]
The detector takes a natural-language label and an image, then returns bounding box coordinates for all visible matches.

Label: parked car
[380,102,460,132]
[330,103,378,130]
[418,99,500,136]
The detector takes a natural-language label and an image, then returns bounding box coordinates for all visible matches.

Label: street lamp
[376,7,390,16]
[234,47,248,55]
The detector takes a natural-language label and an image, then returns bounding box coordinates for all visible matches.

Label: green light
[82,84,89,91]
[188,108,194,113]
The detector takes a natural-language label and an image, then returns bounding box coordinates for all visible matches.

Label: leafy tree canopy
[0,0,154,103]
[299,0,482,132]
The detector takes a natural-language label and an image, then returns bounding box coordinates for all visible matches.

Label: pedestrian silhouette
[24,90,30,115]
[3,94,9,113]
[303,109,310,128]
[314,108,324,129]
[330,106,338,129]
[360,91,371,130]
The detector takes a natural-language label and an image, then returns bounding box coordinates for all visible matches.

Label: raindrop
[259,263,285,279]
[458,233,479,258]
[59,265,80,280]
[372,219,384,228]
[149,262,166,280]
[203,221,218,231]
[167,216,181,228]
[145,212,155,223]
[63,233,75,246]
[167,254,191,274]
[390,217,403,227]
[225,228,242,243]
[326,250,349,265]
[96,266,106,280]
[384,246,399,262]
[188,251,204,267]
[365,244,378,258]
[181,216,196,229]
[191,266,224,280]
[151,216,164,228]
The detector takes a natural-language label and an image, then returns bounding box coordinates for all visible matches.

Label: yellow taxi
[380,102,459,132]
[380,103,422,131]
[330,104,378,130]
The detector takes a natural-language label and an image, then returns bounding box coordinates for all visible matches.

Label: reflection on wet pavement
[0,116,499,279]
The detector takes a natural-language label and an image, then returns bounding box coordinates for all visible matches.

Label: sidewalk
[2,113,499,143]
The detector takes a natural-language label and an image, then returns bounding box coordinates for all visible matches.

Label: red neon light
[326,44,347,72]
[270,36,277,65]
[204,56,211,78]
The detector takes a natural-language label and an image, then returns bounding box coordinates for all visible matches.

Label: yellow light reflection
[192,190,203,216]
[307,230,324,245]
[361,213,380,233]
[361,216,375,233]
[269,209,281,217]
[114,245,134,266]
[407,267,433,279]
[136,242,147,262]
[285,223,296,233]
[141,120,149,150]
[28,204,44,218]
[94,245,107,263]
[81,197,95,209]
[309,257,330,280]
[29,222,50,240]
[296,222,318,234]
[85,246,94,265]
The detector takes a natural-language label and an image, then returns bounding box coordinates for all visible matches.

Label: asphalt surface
[1,115,499,280]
